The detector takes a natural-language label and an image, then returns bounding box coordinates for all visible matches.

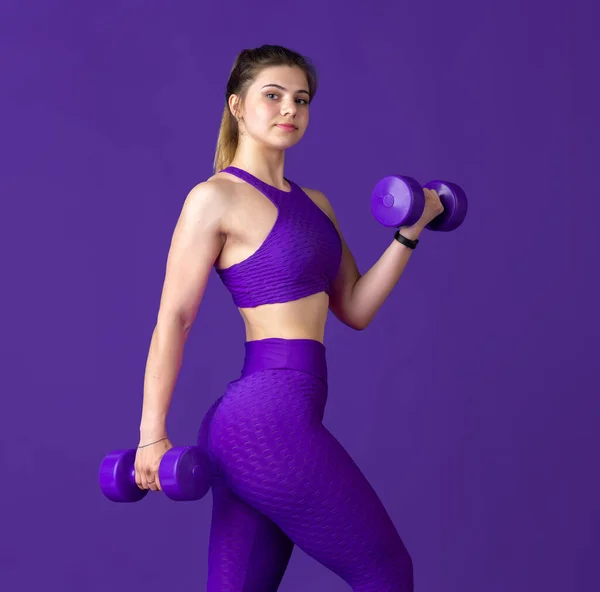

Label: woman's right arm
[138,181,227,445]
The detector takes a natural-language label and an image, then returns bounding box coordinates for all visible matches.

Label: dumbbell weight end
[99,448,147,503]
[370,175,425,228]
[159,446,212,501]
[422,180,468,232]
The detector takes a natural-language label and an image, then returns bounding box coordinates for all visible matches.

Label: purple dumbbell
[99,446,211,503]
[371,175,468,231]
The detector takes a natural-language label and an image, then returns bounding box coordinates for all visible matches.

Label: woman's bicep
[156,183,226,330]
[328,227,361,325]
[303,188,361,325]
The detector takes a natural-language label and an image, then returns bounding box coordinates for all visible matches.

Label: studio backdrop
[1,1,598,591]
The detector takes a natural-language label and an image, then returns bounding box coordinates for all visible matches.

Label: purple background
[2,1,598,590]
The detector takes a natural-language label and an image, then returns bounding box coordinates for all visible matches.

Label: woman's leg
[200,395,294,591]
[209,368,414,592]
[206,474,294,591]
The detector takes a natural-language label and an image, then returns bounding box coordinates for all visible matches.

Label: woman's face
[232,65,311,150]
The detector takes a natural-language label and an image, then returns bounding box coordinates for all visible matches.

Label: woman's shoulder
[301,185,338,225]
[185,171,244,207]
[203,170,244,192]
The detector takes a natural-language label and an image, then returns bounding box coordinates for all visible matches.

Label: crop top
[215,166,342,308]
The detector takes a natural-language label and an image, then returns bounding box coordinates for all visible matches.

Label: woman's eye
[265,93,308,105]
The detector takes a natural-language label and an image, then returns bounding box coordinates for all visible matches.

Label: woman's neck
[229,144,287,189]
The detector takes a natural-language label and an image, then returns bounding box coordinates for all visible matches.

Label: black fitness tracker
[394,229,419,249]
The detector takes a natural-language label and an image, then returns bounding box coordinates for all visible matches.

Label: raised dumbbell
[98,445,211,503]
[371,175,468,231]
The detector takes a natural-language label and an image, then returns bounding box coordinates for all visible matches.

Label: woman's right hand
[134,437,174,492]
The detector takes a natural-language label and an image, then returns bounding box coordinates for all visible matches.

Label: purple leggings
[198,338,413,591]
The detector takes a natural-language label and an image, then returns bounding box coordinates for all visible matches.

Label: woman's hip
[203,338,329,453]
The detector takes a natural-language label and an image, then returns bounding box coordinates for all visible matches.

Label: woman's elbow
[330,303,367,331]
[349,318,368,331]
[156,310,193,335]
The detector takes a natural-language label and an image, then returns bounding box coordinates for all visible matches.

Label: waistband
[240,338,328,384]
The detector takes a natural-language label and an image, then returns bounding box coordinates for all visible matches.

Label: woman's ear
[228,94,242,120]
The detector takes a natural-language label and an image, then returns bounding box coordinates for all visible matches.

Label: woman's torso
[209,169,338,343]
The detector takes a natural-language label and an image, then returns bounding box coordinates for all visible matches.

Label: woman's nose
[281,99,297,117]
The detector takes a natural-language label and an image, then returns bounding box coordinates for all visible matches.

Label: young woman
[134,44,442,591]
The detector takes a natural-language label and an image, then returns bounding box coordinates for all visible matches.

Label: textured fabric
[215,166,342,308]
[199,338,414,591]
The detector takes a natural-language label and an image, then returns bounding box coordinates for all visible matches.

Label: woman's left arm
[306,188,433,331]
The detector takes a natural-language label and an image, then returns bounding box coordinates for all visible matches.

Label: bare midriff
[238,291,330,343]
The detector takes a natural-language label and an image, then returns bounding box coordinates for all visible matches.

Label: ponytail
[213,102,239,173]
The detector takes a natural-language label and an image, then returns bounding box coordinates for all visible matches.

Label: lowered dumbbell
[371,175,468,231]
[98,445,211,503]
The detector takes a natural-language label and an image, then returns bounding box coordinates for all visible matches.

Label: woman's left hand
[417,187,444,228]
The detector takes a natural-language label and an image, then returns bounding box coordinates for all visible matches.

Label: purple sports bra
[215,166,342,308]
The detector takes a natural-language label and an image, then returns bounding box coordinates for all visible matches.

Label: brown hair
[213,45,318,173]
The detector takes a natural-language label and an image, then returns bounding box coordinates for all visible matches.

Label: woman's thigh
[207,476,294,592]
[209,369,414,591]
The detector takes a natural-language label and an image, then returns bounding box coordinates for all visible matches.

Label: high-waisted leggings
[197,338,413,591]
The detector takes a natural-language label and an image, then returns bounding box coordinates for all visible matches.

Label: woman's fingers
[146,469,159,491]
[134,466,145,490]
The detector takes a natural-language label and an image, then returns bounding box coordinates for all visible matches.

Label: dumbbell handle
[129,453,206,488]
